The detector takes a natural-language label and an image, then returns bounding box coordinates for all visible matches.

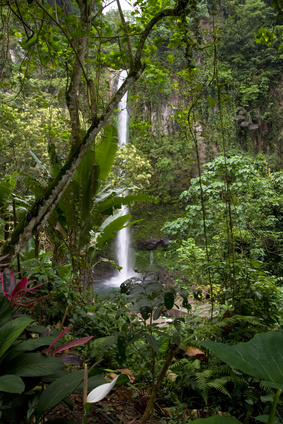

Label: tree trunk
[1,0,192,263]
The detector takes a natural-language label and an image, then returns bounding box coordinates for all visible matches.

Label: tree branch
[134,0,191,64]
[116,0,134,68]
[1,0,193,263]
[34,0,89,84]
[1,66,143,262]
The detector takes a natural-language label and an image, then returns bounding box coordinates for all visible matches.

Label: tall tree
[0,0,198,262]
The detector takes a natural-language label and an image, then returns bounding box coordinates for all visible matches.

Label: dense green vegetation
[0,0,282,423]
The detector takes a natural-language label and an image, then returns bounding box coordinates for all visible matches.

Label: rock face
[137,237,169,250]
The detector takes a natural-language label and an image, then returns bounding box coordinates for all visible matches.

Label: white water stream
[105,70,138,287]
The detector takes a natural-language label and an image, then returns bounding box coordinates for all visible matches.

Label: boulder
[137,237,169,250]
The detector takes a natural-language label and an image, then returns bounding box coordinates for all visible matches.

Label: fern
[195,370,213,404]
[170,358,190,372]
[195,370,232,405]
[207,378,231,398]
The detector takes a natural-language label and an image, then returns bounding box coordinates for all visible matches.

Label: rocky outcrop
[137,237,169,250]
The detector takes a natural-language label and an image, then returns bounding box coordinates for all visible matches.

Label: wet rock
[137,237,169,250]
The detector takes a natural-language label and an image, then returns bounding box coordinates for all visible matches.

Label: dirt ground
[46,299,216,423]
[46,386,163,424]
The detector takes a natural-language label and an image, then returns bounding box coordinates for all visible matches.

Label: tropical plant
[88,276,191,423]
[0,284,131,424]
[22,125,155,282]
[198,331,283,424]
[1,268,48,309]
[163,155,283,323]
[0,0,198,264]
[0,293,64,423]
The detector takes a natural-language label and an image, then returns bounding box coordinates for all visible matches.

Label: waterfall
[150,250,154,265]
[106,70,136,286]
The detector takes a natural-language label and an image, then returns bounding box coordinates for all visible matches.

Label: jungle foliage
[0,0,283,422]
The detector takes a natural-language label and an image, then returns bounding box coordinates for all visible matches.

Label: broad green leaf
[0,316,33,358]
[153,305,164,320]
[164,291,174,310]
[139,305,152,320]
[192,417,242,424]
[73,145,99,222]
[5,353,64,377]
[15,336,55,351]
[115,373,130,386]
[57,180,80,231]
[0,375,25,393]
[145,333,159,352]
[94,190,157,215]
[255,415,281,424]
[0,295,12,326]
[95,212,132,250]
[76,374,106,392]
[21,174,45,197]
[95,125,118,181]
[36,370,84,420]
[202,332,283,385]
[261,381,283,391]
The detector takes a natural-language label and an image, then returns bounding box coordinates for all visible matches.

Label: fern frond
[207,379,231,398]
[260,380,275,393]
[195,370,214,404]
[170,358,189,370]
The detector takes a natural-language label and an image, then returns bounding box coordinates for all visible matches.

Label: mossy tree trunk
[1,0,194,264]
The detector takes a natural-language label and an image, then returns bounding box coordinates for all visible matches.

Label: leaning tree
[0,0,198,262]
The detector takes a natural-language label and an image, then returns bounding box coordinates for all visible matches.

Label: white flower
[86,376,119,403]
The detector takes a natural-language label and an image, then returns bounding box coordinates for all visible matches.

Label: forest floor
[46,386,166,424]
[46,385,206,424]
[47,299,215,423]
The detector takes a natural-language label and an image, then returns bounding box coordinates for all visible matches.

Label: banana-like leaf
[95,212,132,251]
[93,186,127,206]
[5,353,64,377]
[94,192,157,215]
[95,125,118,181]
[0,316,33,359]
[73,145,99,223]
[201,332,283,388]
[36,370,85,421]
[192,417,242,424]
[0,374,25,393]
[57,180,80,231]
[56,125,117,232]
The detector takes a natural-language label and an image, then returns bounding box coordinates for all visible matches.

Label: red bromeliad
[1,268,49,308]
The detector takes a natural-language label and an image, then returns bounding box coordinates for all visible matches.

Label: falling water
[150,250,154,265]
[106,70,136,287]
